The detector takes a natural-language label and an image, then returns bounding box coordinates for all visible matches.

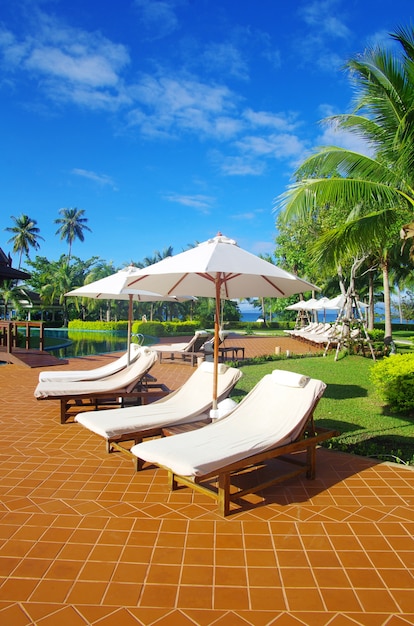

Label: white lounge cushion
[131,370,326,477]
[38,343,141,383]
[75,363,242,439]
[34,347,157,398]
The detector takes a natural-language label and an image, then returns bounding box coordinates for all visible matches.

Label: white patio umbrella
[285,299,310,311]
[125,233,319,409]
[66,266,195,364]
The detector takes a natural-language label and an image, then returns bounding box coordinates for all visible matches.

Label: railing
[0,321,45,353]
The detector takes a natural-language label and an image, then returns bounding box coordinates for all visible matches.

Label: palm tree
[40,261,78,327]
[5,214,44,268]
[276,25,414,338]
[0,280,21,320]
[55,208,91,263]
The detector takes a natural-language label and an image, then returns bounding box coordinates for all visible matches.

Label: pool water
[43,329,153,359]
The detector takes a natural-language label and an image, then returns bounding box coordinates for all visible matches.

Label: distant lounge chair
[131,369,338,516]
[34,347,167,424]
[155,330,212,365]
[75,361,242,457]
[38,343,142,383]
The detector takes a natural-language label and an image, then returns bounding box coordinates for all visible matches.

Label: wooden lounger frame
[160,409,338,516]
[39,376,170,424]
[108,418,212,462]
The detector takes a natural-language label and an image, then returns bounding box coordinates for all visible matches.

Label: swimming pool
[43,328,153,359]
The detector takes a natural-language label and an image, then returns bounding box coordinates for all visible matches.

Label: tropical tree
[55,208,91,262]
[138,246,174,268]
[0,280,21,320]
[25,255,98,323]
[40,260,81,327]
[5,214,44,267]
[275,25,414,338]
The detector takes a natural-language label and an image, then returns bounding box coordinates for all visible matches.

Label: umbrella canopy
[285,299,310,311]
[125,233,318,408]
[327,294,368,311]
[66,266,195,364]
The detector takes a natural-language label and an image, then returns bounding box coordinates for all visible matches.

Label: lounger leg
[218,473,230,516]
[60,400,68,424]
[133,456,145,472]
[307,444,316,479]
[168,471,178,491]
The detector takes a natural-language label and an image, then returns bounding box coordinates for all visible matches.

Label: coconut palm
[0,280,21,320]
[40,261,81,327]
[276,25,414,338]
[5,214,44,268]
[55,208,91,263]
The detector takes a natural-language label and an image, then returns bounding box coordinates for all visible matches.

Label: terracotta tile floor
[0,337,413,625]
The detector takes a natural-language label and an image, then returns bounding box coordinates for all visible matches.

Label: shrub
[68,320,128,332]
[368,328,385,341]
[132,321,166,337]
[132,320,201,336]
[370,353,414,413]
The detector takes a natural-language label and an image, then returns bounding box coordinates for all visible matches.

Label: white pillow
[272,369,310,388]
[199,361,228,374]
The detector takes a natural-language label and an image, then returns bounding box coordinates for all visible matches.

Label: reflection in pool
[44,329,152,359]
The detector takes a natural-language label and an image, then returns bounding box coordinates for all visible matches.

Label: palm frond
[276,175,413,225]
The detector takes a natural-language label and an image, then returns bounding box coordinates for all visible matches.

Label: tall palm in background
[55,208,91,263]
[5,214,44,268]
[276,25,414,338]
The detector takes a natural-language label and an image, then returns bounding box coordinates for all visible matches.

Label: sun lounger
[34,347,167,424]
[38,343,141,383]
[75,361,243,456]
[130,369,338,516]
[155,330,212,365]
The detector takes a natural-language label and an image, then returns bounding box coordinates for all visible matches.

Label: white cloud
[244,109,299,132]
[134,0,179,38]
[295,0,352,73]
[162,192,215,213]
[202,42,249,80]
[0,14,131,109]
[218,155,266,177]
[128,74,239,139]
[231,212,256,220]
[300,0,350,39]
[236,133,306,159]
[251,240,275,255]
[317,123,375,157]
[72,168,118,189]
[0,7,318,179]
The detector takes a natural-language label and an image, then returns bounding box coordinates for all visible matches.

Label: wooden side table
[218,346,245,362]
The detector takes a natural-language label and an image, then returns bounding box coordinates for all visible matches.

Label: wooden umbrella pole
[212,278,221,410]
[127,294,133,366]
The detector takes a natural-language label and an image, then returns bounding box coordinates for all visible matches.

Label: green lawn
[233,353,414,466]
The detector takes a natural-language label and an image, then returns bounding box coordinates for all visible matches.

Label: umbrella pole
[212,279,221,411]
[127,295,133,366]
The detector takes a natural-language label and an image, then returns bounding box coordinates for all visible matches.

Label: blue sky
[1,0,412,269]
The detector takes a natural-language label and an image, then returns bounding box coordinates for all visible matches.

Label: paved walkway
[0,337,413,625]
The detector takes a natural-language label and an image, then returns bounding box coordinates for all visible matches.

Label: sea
[240,311,261,322]
[240,310,413,324]
[240,310,338,323]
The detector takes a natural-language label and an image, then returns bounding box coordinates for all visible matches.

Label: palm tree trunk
[368,271,375,330]
[382,258,392,338]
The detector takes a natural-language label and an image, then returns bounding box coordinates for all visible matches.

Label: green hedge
[68,320,128,332]
[131,320,201,337]
[370,353,414,413]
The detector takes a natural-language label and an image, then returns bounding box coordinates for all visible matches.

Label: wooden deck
[0,346,67,368]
